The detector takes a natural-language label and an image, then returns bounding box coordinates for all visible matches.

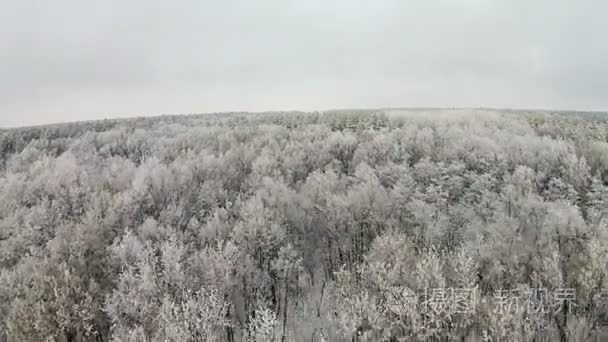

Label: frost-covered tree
[1,109,608,341]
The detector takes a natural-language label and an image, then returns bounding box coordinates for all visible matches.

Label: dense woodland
[1,109,608,341]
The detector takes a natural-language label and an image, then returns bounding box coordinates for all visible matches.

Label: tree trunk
[317,280,326,318]
[281,275,289,342]
[225,304,235,342]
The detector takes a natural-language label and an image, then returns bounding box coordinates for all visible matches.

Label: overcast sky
[1,0,606,127]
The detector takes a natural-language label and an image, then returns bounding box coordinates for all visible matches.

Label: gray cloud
[1,0,606,127]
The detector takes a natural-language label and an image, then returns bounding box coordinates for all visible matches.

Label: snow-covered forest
[1,109,608,342]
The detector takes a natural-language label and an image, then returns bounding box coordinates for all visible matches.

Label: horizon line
[2,106,607,130]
